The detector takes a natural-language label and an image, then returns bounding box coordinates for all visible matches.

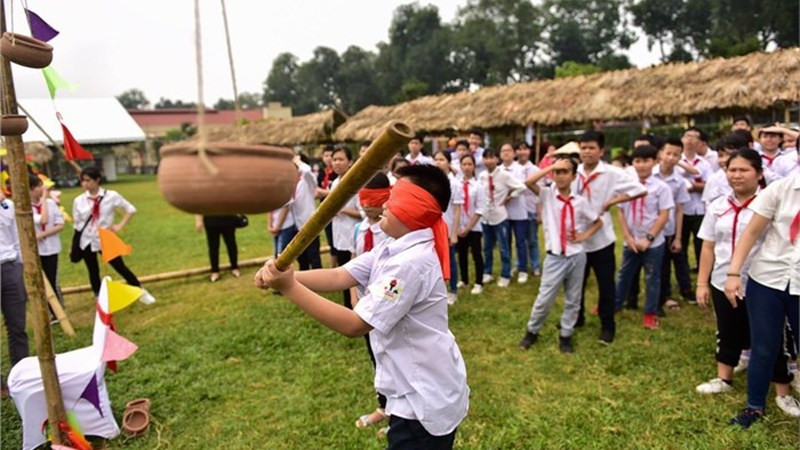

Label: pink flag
[101,329,138,363]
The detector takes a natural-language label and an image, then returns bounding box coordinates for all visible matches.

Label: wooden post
[0,0,68,444]
[785,107,791,125]
[534,123,542,164]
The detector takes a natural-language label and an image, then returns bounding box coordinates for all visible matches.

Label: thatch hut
[196,108,348,146]
[335,48,800,141]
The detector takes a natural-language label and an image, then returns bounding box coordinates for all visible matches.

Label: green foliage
[213,92,264,111]
[116,89,150,110]
[555,61,603,78]
[153,98,196,109]
[1,177,798,448]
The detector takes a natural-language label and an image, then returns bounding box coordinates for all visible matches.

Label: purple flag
[79,375,104,417]
[25,9,59,42]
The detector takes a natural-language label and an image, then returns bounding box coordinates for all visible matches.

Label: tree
[337,46,385,114]
[554,61,602,78]
[213,92,263,110]
[452,0,548,86]
[154,98,196,109]
[116,88,150,110]
[263,52,301,110]
[543,0,635,69]
[295,46,342,114]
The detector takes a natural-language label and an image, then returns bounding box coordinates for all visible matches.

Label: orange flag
[98,228,132,263]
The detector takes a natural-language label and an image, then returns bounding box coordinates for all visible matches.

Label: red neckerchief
[557,194,575,255]
[462,180,470,216]
[791,209,800,245]
[321,167,333,189]
[363,227,374,252]
[578,172,600,203]
[89,195,102,224]
[724,195,757,254]
[488,172,495,205]
[630,180,647,226]
[32,201,46,231]
[761,153,777,167]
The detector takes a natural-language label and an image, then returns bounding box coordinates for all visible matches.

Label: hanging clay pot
[158,141,298,215]
[0,114,29,136]
[0,32,53,68]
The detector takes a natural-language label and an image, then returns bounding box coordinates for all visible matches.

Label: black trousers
[579,243,617,332]
[387,416,457,450]
[205,225,238,272]
[681,214,704,268]
[297,236,322,271]
[456,231,483,286]
[335,249,352,308]
[40,253,64,308]
[81,246,141,296]
[1,261,29,367]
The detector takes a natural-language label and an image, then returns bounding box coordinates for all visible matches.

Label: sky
[8,0,661,105]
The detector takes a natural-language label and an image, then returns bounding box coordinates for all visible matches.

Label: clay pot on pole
[1,113,28,136]
[0,32,53,68]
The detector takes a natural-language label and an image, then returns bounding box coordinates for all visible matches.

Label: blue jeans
[482,221,511,279]
[615,244,665,314]
[745,278,799,410]
[526,211,541,272]
[274,225,297,256]
[449,244,458,293]
[509,219,529,272]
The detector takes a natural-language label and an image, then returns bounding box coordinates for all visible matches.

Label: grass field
[1,175,798,449]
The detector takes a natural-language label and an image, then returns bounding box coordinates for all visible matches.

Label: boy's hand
[624,234,639,253]
[670,239,681,253]
[457,228,469,238]
[696,285,710,309]
[269,226,279,236]
[255,259,296,292]
[570,231,587,243]
[111,223,123,233]
[635,238,651,252]
[450,233,458,245]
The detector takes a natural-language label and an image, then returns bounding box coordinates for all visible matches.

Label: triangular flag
[42,67,76,99]
[60,123,94,160]
[25,9,59,42]
[106,280,142,313]
[98,228,132,263]
[79,375,104,418]
[101,328,138,363]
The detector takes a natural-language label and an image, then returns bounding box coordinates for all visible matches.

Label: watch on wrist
[645,233,655,242]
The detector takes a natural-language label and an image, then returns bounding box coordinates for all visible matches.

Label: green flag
[42,67,75,99]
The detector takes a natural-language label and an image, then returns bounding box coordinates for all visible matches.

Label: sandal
[231,269,241,278]
[665,299,681,310]
[122,398,151,436]
[377,425,390,437]
[210,273,220,283]
[355,408,387,428]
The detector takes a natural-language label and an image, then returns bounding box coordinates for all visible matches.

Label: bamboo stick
[42,271,75,337]
[275,121,413,270]
[0,0,68,443]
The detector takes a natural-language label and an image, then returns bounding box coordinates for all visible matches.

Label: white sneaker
[482,274,494,284]
[470,284,483,295]
[497,277,510,288]
[518,272,529,284]
[138,289,156,305]
[775,395,800,417]
[792,370,800,395]
[447,293,458,305]
[695,377,733,394]
[456,281,465,288]
[733,356,749,374]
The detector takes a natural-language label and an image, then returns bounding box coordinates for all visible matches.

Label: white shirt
[699,147,720,172]
[758,147,792,168]
[33,198,64,256]
[698,194,762,291]
[345,228,469,435]
[618,176,674,248]
[269,201,295,231]
[354,218,389,257]
[472,146,486,174]
[676,154,713,215]
[501,162,528,221]
[72,188,136,252]
[291,162,317,228]
[702,169,732,207]
[746,175,800,295]
[653,167,691,237]
[572,161,648,252]
[458,176,482,232]
[0,199,20,263]
[772,152,800,179]
[538,186,599,256]
[476,166,526,226]
[330,177,360,253]
[405,153,434,166]
[444,173,464,232]
[518,161,540,214]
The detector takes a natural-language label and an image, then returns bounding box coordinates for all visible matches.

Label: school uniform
[518,160,542,273]
[405,153,435,166]
[757,147,792,169]
[445,173,465,292]
[742,175,800,411]
[476,167,526,279]
[456,176,484,287]
[653,166,693,305]
[33,198,65,307]
[699,147,720,172]
[331,177,361,308]
[677,154,713,270]
[270,201,296,257]
[771,152,800,180]
[471,146,486,174]
[0,199,29,367]
[701,168,733,207]
[501,162,530,274]
[572,161,648,334]
[72,187,141,296]
[344,228,469,445]
[615,176,674,315]
[293,162,322,270]
[525,186,598,338]
[317,166,338,256]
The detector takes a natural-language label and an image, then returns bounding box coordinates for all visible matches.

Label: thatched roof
[335,48,800,141]
[196,108,347,146]
[24,142,52,164]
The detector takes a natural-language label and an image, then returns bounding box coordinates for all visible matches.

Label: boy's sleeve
[676,181,691,205]
[111,192,137,214]
[343,250,376,288]
[49,199,64,225]
[352,261,425,334]
[452,179,464,205]
[697,202,717,242]
[658,184,675,211]
[613,169,648,198]
[749,180,781,220]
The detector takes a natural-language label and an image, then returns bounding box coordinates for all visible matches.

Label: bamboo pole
[0,0,68,444]
[275,121,413,270]
[42,271,75,337]
[219,0,240,121]
[534,123,541,164]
